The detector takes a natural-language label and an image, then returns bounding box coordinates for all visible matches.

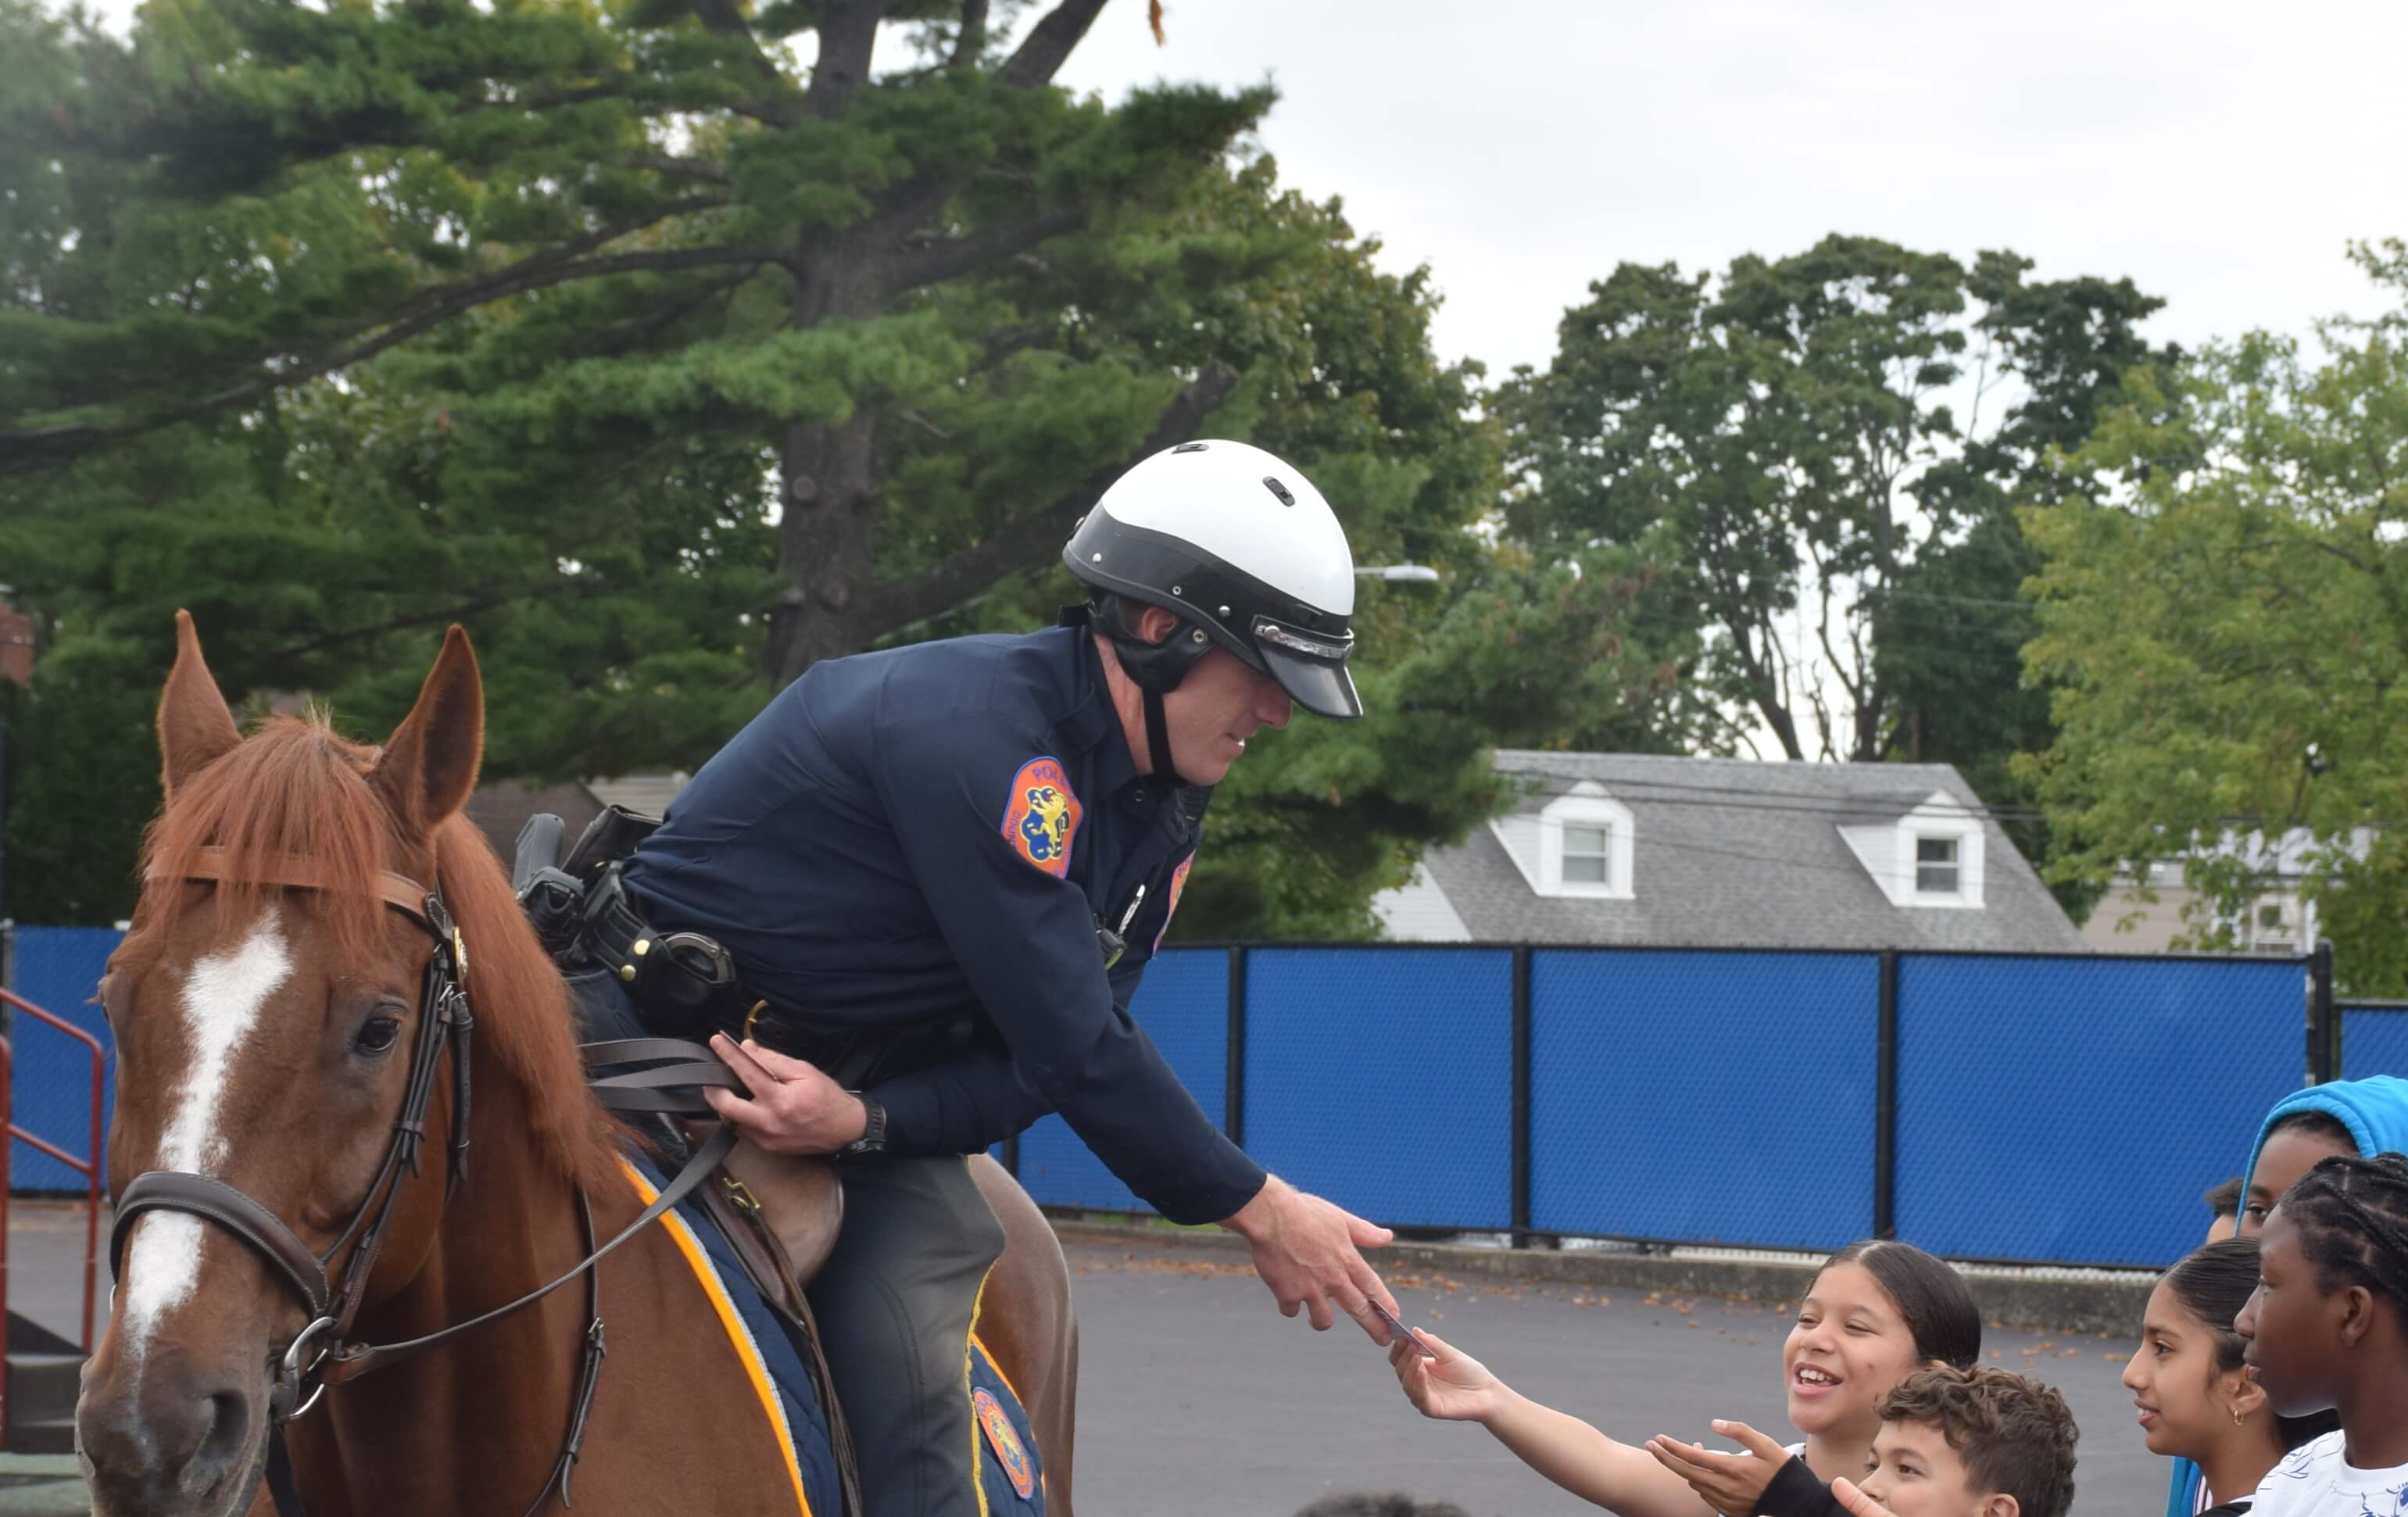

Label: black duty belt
[578,863,747,1037]
[576,867,991,1091]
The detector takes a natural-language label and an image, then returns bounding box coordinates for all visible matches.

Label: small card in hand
[1371,1300,1437,1358]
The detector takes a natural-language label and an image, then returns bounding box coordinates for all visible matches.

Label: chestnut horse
[75,615,1077,1517]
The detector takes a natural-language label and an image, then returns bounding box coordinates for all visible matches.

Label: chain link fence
[9,924,2381,1267]
[2,925,118,1192]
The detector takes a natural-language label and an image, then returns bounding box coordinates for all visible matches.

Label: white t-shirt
[2247,1432,2408,1517]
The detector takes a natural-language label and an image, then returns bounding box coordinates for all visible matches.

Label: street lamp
[1354,564,1440,583]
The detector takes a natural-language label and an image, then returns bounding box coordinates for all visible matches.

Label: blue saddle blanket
[624,1154,1045,1514]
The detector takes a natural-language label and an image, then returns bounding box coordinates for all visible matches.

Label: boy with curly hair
[1849,1366,2079,1517]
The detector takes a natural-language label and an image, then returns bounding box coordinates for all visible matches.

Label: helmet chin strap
[1086,596,1203,781]
[1143,686,1175,784]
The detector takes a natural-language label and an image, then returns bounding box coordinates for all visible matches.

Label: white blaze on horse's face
[118,909,295,1372]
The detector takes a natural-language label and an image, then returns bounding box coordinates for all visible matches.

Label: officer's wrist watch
[843,1093,887,1156]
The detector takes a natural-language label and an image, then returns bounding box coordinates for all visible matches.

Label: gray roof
[586,771,690,819]
[463,779,606,865]
[1404,752,2084,952]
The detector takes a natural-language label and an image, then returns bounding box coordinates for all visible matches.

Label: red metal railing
[0,987,108,1354]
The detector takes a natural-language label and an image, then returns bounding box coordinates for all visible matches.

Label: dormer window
[1836,789,1984,909]
[1562,823,1614,885]
[1485,784,1636,899]
[1915,835,1961,896]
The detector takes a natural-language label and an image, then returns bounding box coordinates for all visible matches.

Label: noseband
[106,848,742,1517]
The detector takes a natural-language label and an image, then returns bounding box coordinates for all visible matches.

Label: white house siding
[1372,864,1475,942]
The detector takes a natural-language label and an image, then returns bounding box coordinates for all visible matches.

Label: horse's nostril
[81,1375,259,1509]
[177,1388,256,1497]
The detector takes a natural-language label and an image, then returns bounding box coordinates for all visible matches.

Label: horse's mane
[136,714,620,1191]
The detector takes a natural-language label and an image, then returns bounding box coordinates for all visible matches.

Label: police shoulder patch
[972,1387,1037,1500]
[1000,757,1082,878]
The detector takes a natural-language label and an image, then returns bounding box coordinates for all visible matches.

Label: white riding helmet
[1063,439,1363,720]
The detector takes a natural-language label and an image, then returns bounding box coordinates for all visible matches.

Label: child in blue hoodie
[2163,1075,2408,1517]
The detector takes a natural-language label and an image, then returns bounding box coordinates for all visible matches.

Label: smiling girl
[2231,1152,2408,1517]
[2125,1239,2331,1515]
[1386,1240,1979,1517]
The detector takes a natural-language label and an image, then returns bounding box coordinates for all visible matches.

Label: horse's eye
[352,1017,403,1056]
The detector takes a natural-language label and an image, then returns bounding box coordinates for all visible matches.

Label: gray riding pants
[812,1152,1008,1517]
[566,971,1007,1517]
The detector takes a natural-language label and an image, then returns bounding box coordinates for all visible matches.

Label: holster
[564,803,663,880]
[578,862,744,1038]
[538,805,1000,1092]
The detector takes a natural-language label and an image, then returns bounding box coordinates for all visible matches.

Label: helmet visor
[1257,640,1364,719]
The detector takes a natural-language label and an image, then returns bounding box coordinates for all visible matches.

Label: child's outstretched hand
[1645,1419,1791,1515]
[1389,1329,1502,1422]
[1833,1479,1899,1517]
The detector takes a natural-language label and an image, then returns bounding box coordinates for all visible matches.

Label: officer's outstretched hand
[705,1034,868,1154]
[1222,1175,1398,1343]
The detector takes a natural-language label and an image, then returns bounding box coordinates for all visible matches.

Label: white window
[1915,835,1961,896]
[1487,784,1637,900]
[1845,793,1984,908]
[1537,789,1637,899]
[1561,823,1613,885]
[2248,898,2299,953]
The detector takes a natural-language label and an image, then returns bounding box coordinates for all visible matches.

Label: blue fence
[1246,947,1515,1231]
[2342,1002,2408,1082]
[1531,950,1877,1250]
[1893,955,2304,1264]
[1010,948,1231,1215]
[13,923,2401,1268]
[4,926,118,1192]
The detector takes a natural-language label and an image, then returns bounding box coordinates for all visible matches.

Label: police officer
[596,439,1403,1517]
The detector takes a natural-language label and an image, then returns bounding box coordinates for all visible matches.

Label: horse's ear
[369,625,485,832]
[158,610,243,797]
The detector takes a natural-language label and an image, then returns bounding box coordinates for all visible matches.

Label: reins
[109,849,744,1517]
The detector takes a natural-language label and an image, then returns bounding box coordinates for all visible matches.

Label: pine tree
[1,0,1695,931]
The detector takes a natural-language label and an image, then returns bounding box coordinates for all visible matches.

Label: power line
[1510,785,2049,826]
[1504,771,2040,821]
[1489,815,2013,890]
[1502,770,2334,834]
[1860,588,2041,614]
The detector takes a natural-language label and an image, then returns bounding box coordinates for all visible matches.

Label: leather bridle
[107,848,742,1517]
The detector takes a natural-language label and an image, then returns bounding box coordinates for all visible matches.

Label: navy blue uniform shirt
[623,619,1266,1225]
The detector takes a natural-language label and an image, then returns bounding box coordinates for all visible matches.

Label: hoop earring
[2231,1406,2248,1426]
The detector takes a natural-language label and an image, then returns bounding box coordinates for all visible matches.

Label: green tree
[1876,254,2171,914]
[0,0,1692,933]
[2,0,1272,683]
[2021,242,2408,986]
[1502,237,2167,770]
[0,632,156,923]
[1501,236,1969,763]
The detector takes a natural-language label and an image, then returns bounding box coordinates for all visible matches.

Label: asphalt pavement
[1061,1237,2163,1517]
[7,1205,2166,1516]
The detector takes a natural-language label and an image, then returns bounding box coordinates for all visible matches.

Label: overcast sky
[1058,0,2406,376]
[1054,0,2406,755]
[70,0,2408,370]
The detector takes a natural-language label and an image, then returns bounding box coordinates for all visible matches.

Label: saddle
[513,816,844,1300]
[707,1131,845,1296]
